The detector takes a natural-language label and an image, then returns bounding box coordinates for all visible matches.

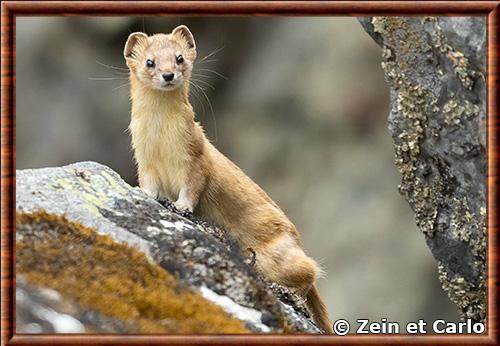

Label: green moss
[16,211,249,334]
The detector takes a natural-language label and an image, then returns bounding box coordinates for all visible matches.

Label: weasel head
[124,25,196,92]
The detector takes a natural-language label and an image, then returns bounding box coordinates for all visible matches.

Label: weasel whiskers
[189,80,218,143]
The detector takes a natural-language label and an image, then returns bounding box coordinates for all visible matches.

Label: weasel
[124,25,333,333]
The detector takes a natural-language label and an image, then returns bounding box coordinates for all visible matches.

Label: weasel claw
[179,210,193,218]
[173,201,193,218]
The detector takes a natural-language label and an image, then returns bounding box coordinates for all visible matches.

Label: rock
[16,277,134,333]
[359,17,486,322]
[16,161,322,334]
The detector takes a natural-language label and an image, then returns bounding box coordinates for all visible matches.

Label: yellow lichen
[371,16,486,322]
[101,171,128,195]
[53,178,103,214]
[438,264,485,321]
[16,211,249,334]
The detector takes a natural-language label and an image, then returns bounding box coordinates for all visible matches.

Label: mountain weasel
[124,25,333,333]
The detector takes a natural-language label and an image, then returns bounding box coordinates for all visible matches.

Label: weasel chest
[130,113,191,198]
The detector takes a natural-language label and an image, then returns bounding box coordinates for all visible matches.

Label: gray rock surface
[359,17,486,322]
[16,161,322,333]
[16,277,135,333]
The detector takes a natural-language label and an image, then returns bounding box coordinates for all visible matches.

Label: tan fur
[124,26,333,333]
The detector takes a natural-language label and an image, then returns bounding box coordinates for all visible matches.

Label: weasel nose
[162,73,174,82]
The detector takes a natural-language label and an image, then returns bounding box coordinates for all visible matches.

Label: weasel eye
[176,55,184,65]
[146,59,155,68]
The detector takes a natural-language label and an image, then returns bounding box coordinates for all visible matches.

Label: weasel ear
[124,32,148,61]
[171,25,196,52]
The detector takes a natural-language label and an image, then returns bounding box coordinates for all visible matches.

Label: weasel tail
[124,25,332,333]
[307,285,333,333]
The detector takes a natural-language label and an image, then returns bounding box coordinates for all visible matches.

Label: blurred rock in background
[16,16,460,327]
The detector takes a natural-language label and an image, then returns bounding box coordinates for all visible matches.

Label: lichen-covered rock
[16,161,322,334]
[359,17,486,322]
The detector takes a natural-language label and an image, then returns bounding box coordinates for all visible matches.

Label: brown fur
[124,26,333,333]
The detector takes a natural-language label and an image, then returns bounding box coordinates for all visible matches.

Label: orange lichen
[16,211,249,333]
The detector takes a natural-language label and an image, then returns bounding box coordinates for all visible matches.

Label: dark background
[16,16,460,326]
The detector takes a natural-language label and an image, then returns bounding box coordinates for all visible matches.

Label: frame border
[1,1,499,345]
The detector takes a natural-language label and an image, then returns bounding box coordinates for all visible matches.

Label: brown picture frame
[1,1,499,345]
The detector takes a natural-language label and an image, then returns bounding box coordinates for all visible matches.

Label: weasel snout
[160,72,181,89]
[156,71,182,90]
[162,72,175,82]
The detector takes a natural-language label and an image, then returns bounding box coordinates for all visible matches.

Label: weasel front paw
[174,199,192,212]
[174,200,193,218]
